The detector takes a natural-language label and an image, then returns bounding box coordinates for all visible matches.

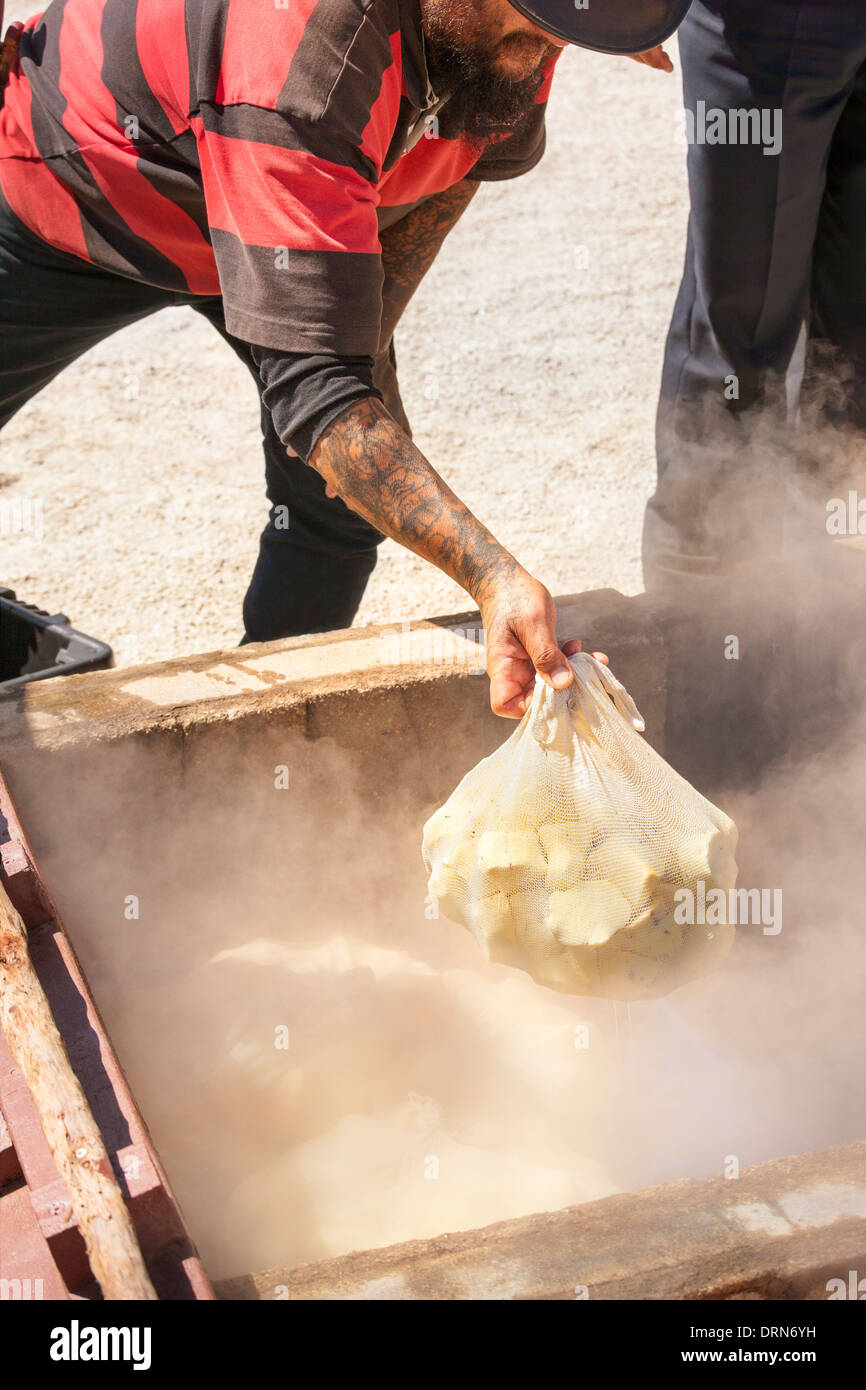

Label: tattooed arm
[307,184,578,716]
[306,180,584,715]
[309,394,576,717]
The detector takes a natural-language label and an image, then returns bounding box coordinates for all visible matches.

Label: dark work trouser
[0,190,383,641]
[644,0,866,588]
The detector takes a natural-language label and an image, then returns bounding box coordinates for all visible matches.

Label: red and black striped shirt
[0,0,556,360]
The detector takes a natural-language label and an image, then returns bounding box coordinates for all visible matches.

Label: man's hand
[482,575,610,718]
[629,45,674,72]
[481,570,574,717]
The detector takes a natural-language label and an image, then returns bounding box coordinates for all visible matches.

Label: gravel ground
[0,19,688,667]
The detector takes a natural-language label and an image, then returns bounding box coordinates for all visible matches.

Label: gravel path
[1,19,688,666]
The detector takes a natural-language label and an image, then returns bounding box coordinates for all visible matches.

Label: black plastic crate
[0,587,113,691]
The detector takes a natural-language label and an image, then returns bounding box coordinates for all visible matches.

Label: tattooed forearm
[377,178,479,348]
[309,394,524,611]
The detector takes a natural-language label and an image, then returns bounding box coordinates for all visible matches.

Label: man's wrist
[469,554,530,619]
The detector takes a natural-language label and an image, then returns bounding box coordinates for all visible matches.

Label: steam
[19,448,866,1284]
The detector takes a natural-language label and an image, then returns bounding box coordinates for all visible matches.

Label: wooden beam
[0,880,156,1300]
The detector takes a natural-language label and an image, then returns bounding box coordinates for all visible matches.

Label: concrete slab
[0,588,663,757]
[216,1141,866,1301]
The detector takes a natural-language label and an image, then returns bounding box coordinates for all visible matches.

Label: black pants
[645,0,866,588]
[0,190,383,641]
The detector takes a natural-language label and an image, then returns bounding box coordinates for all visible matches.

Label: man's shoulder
[191,0,409,127]
[291,0,406,123]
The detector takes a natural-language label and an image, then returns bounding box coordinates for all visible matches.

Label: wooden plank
[0,879,157,1300]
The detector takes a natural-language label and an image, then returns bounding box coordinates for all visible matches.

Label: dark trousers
[0,191,383,641]
[645,0,866,588]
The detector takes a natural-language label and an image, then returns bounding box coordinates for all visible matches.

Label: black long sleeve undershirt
[251,346,384,462]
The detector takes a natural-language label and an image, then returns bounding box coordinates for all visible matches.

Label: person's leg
[807,50,866,443]
[0,188,172,428]
[645,0,866,588]
[190,299,383,641]
[240,431,382,642]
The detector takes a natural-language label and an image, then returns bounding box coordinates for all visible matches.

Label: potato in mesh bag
[422,653,738,1000]
[476,829,547,888]
[539,823,588,891]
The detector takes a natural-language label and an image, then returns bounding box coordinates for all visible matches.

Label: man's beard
[423,2,557,146]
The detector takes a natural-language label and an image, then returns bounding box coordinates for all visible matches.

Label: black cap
[506,0,692,54]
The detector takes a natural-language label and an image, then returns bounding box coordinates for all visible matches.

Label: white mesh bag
[422,653,738,1000]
